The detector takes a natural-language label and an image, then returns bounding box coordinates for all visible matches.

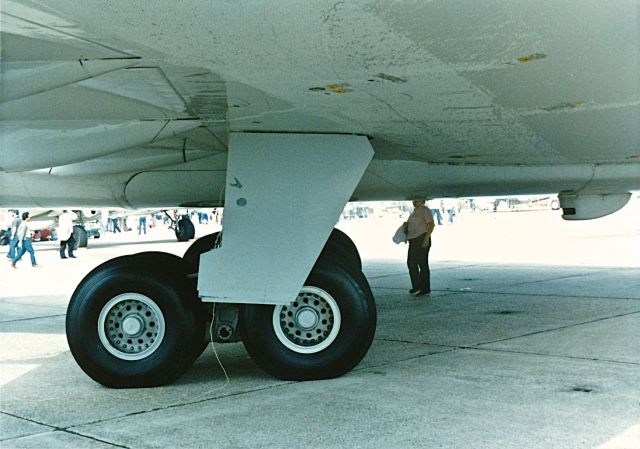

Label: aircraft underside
[1,0,639,385]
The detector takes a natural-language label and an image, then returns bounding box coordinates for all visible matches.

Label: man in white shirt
[58,210,78,259]
[406,199,435,296]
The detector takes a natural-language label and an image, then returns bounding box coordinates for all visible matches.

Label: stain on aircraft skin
[308,83,352,94]
[374,73,408,83]
[489,310,523,315]
[542,100,586,112]
[517,53,547,63]
[449,153,480,160]
[325,83,352,94]
[567,385,598,394]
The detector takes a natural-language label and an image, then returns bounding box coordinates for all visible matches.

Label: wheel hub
[98,293,165,361]
[272,286,341,354]
[122,315,144,336]
[295,308,319,330]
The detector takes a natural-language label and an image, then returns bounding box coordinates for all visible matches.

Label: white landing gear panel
[198,133,374,305]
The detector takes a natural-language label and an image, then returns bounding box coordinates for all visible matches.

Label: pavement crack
[439,289,640,301]
[376,337,457,349]
[512,271,602,286]
[0,410,57,433]
[0,411,130,448]
[64,381,296,430]
[466,346,640,367]
[470,310,640,347]
[355,347,461,373]
[61,428,131,449]
[0,314,66,324]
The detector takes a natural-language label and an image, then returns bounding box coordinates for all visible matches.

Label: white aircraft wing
[1,0,638,386]
[1,0,638,213]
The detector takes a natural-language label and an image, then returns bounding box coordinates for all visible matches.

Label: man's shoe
[416,291,431,297]
[60,256,67,259]
[11,263,16,269]
[69,255,77,258]
[32,264,39,268]
[409,289,420,295]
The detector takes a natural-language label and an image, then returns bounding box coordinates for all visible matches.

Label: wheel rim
[272,286,341,354]
[98,293,166,361]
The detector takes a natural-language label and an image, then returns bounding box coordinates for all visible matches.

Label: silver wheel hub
[272,286,341,354]
[296,308,319,329]
[98,293,165,361]
[122,316,143,336]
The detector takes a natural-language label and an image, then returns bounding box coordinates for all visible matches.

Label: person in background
[58,210,77,259]
[427,200,442,225]
[138,215,147,235]
[443,198,457,224]
[6,210,21,260]
[406,198,435,297]
[11,212,38,268]
[111,217,121,233]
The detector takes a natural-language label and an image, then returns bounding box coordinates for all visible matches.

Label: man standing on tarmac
[406,198,436,297]
[58,210,78,259]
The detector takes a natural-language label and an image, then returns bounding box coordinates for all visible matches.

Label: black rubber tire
[320,228,361,272]
[241,258,376,380]
[181,235,221,354]
[126,252,209,358]
[183,232,220,275]
[66,253,204,388]
[175,217,195,242]
[73,225,88,249]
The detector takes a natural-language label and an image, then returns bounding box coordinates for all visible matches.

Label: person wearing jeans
[11,212,38,268]
[6,210,21,260]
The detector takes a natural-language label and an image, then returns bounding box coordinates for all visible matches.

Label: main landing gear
[65,230,376,387]
[163,212,196,242]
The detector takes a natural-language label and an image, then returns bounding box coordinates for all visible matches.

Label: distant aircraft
[1,1,638,387]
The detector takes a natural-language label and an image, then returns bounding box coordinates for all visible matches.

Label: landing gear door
[198,133,373,305]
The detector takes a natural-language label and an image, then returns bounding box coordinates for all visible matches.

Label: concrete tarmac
[1,206,639,449]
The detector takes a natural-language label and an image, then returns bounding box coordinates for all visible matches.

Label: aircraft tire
[124,252,209,358]
[241,258,376,380]
[175,217,195,242]
[183,232,220,275]
[320,228,361,272]
[66,253,204,388]
[73,225,88,249]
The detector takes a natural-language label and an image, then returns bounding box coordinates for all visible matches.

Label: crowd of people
[3,208,223,269]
